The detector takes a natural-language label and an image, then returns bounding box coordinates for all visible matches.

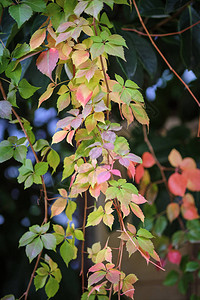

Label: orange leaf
[130,202,144,222]
[72,50,89,66]
[30,28,46,50]
[168,173,187,196]
[38,83,55,107]
[76,84,93,106]
[51,197,67,217]
[142,152,155,168]
[168,149,182,167]
[166,203,180,222]
[52,130,68,144]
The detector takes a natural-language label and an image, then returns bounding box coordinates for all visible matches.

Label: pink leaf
[183,169,200,191]
[89,263,106,273]
[126,153,142,164]
[76,84,93,106]
[106,269,121,284]
[97,171,111,184]
[180,157,196,170]
[167,249,181,265]
[52,130,68,144]
[142,152,155,168]
[131,194,147,204]
[103,143,114,150]
[36,48,59,80]
[89,147,102,159]
[67,130,75,146]
[119,157,130,167]
[168,173,187,196]
[110,169,121,177]
[88,271,106,287]
[89,184,101,200]
[127,161,136,179]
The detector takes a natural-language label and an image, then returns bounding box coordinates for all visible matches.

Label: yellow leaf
[30,28,46,50]
[94,112,105,123]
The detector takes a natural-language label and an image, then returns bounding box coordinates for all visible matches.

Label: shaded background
[0,0,200,299]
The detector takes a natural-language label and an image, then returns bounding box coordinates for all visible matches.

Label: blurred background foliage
[0,0,200,299]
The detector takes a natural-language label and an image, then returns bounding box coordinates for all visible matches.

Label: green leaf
[25,236,43,262]
[65,200,77,221]
[13,145,27,163]
[137,228,154,239]
[137,236,154,254]
[60,240,75,266]
[74,229,84,241]
[18,159,33,175]
[185,261,200,272]
[0,100,12,120]
[47,149,60,173]
[90,43,104,59]
[45,276,59,298]
[34,274,48,291]
[163,270,179,286]
[9,4,33,28]
[107,34,127,47]
[23,0,46,12]
[85,0,103,19]
[0,140,14,163]
[114,136,129,155]
[86,206,104,227]
[40,222,50,234]
[24,174,34,189]
[18,79,40,99]
[34,162,48,176]
[5,61,22,85]
[115,74,124,86]
[19,231,38,247]
[154,216,167,237]
[104,43,125,60]
[12,43,30,59]
[41,234,57,250]
[33,139,49,152]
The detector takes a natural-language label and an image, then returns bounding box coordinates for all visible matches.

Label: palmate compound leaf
[41,234,57,250]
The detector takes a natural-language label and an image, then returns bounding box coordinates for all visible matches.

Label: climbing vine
[0,0,200,299]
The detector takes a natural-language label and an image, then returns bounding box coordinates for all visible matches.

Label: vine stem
[93,18,110,120]
[0,80,48,299]
[24,251,42,300]
[122,19,200,37]
[132,0,200,109]
[80,190,88,293]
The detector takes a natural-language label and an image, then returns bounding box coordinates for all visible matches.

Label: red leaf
[88,271,106,287]
[183,169,200,191]
[142,152,155,168]
[36,48,59,80]
[181,193,199,220]
[166,203,180,222]
[167,249,181,265]
[76,84,93,106]
[135,164,144,184]
[168,173,187,196]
